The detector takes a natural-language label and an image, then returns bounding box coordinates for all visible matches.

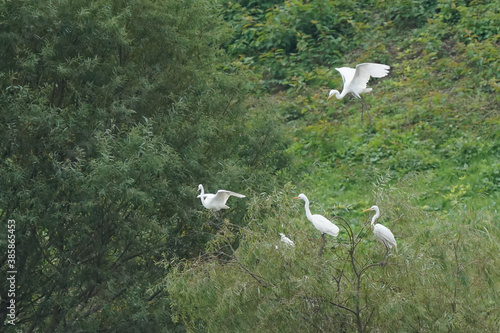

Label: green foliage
[385,0,438,28]
[224,0,373,90]
[0,0,289,331]
[166,181,500,332]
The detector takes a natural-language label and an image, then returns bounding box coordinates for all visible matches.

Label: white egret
[363,205,397,265]
[293,193,339,257]
[197,184,245,211]
[327,63,390,121]
[279,233,295,247]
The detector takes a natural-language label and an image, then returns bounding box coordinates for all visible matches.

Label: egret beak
[327,95,332,101]
[292,197,299,200]
[362,208,372,213]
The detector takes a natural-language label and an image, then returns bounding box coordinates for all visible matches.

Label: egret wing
[335,67,356,86]
[350,63,390,95]
[218,190,245,198]
[313,214,339,237]
[357,63,390,78]
[373,224,397,249]
[213,190,245,205]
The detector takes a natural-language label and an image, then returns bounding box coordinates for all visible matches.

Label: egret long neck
[199,186,206,204]
[331,90,344,100]
[371,208,380,226]
[303,198,313,221]
[338,89,349,99]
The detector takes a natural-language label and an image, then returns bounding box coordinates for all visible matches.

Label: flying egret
[279,233,295,247]
[363,205,397,265]
[293,193,339,257]
[197,184,246,211]
[327,63,390,121]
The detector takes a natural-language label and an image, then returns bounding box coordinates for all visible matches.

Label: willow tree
[0,0,288,331]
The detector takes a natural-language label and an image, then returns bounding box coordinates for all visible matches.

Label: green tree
[0,0,289,331]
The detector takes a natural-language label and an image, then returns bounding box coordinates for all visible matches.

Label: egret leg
[360,99,372,123]
[318,234,326,258]
[208,211,224,228]
[360,100,364,122]
[380,247,390,266]
[208,215,217,227]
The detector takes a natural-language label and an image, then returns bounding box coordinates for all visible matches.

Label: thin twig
[328,301,358,316]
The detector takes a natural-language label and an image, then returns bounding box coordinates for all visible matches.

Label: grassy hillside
[220,0,500,215]
[166,0,500,331]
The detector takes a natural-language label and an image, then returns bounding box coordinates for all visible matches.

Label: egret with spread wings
[327,63,390,120]
[197,184,246,211]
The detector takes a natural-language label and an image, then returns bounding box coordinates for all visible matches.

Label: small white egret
[279,233,295,247]
[197,184,245,211]
[363,205,397,265]
[293,193,339,257]
[327,63,390,120]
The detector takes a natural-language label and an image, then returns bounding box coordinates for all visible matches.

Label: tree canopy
[0,0,288,331]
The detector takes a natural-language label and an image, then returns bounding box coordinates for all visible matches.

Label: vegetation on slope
[165,0,500,332]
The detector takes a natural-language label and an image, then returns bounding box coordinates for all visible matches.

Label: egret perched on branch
[197,184,245,211]
[293,193,339,257]
[279,233,295,247]
[327,63,390,121]
[363,205,397,265]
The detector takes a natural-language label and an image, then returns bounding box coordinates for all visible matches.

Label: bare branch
[328,301,358,316]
